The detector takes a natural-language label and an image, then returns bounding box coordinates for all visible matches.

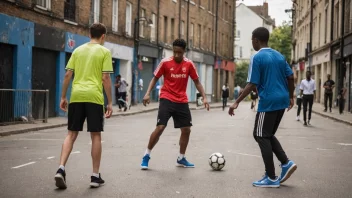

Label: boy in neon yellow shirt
[55,23,113,189]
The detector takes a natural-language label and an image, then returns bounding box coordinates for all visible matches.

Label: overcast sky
[237,0,293,26]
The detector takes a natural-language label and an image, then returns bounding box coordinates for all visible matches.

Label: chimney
[263,2,269,17]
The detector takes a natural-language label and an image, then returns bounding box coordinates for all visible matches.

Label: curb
[0,105,225,137]
[312,110,352,126]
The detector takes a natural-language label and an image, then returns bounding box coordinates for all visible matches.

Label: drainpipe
[186,0,190,50]
[330,0,334,76]
[157,0,160,59]
[178,0,182,39]
[308,0,313,72]
[339,0,345,90]
[215,0,219,102]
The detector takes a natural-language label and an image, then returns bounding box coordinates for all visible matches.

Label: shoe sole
[280,164,297,184]
[252,184,280,188]
[141,166,148,170]
[90,182,105,188]
[55,174,67,189]
[176,164,195,168]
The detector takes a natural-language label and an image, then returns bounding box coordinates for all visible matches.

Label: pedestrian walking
[300,71,316,126]
[222,83,229,111]
[296,81,302,121]
[323,74,335,112]
[140,39,209,170]
[338,85,347,114]
[116,74,128,112]
[55,23,113,189]
[228,27,297,188]
[250,88,258,111]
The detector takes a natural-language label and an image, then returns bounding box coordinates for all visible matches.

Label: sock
[144,149,151,156]
[92,173,99,178]
[59,165,65,171]
[178,154,185,160]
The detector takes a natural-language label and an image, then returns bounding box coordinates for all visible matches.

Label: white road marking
[338,143,352,146]
[47,156,55,159]
[317,148,331,150]
[230,151,261,158]
[16,138,61,141]
[71,151,81,154]
[12,162,36,169]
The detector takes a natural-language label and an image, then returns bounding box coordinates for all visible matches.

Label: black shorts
[253,109,285,137]
[68,102,104,132]
[157,99,192,128]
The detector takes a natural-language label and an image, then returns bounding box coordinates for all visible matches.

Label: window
[208,0,212,11]
[240,46,243,58]
[208,27,211,49]
[212,0,216,13]
[93,0,100,23]
[171,18,175,41]
[139,9,146,37]
[164,16,168,43]
[236,30,240,39]
[125,2,132,36]
[225,2,228,20]
[325,8,328,43]
[64,0,75,21]
[150,13,156,41]
[181,21,185,38]
[212,29,214,51]
[198,24,201,48]
[36,0,51,10]
[112,0,118,32]
[190,23,194,47]
[318,13,321,47]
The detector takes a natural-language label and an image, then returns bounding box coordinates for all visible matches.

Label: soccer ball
[209,153,226,171]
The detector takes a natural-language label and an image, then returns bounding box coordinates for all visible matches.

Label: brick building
[0,0,235,121]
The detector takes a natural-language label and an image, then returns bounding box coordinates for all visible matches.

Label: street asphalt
[0,103,352,198]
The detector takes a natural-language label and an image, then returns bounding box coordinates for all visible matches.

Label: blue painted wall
[0,13,34,117]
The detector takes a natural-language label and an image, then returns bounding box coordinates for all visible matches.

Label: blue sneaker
[280,160,297,183]
[177,157,195,168]
[141,154,150,170]
[252,175,280,188]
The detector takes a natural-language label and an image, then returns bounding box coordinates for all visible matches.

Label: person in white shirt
[299,71,316,126]
[295,81,302,121]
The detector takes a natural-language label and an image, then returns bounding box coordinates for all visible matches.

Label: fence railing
[0,89,49,125]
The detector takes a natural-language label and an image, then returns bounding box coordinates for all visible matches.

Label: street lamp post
[131,17,153,106]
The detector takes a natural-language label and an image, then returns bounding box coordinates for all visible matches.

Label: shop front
[311,48,330,103]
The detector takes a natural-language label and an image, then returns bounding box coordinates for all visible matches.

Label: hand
[143,94,150,106]
[60,98,68,112]
[202,97,210,111]
[287,98,294,112]
[228,102,239,116]
[105,103,113,118]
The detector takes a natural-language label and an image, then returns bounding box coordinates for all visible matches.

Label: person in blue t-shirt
[228,27,297,188]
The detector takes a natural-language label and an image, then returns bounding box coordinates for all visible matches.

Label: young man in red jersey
[140,39,210,169]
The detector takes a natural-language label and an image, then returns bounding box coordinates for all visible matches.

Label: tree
[235,61,249,88]
[269,22,292,63]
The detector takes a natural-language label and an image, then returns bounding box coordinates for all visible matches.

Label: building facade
[0,0,235,122]
[292,0,352,113]
[235,2,275,62]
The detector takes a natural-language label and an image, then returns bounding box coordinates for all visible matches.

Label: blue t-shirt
[247,48,293,112]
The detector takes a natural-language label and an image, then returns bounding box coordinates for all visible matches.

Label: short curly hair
[173,38,187,50]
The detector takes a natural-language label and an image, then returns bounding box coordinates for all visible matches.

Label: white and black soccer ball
[209,153,226,171]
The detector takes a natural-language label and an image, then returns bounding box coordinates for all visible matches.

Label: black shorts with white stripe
[253,109,285,137]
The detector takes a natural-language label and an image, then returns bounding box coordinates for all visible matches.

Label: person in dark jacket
[222,83,230,111]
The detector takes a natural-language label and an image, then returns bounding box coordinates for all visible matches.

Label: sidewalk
[0,102,225,137]
[311,103,352,126]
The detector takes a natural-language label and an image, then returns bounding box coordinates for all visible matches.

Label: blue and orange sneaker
[252,175,280,188]
[280,160,297,183]
[141,154,150,170]
[177,157,195,168]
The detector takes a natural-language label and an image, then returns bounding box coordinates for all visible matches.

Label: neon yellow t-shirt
[66,43,113,105]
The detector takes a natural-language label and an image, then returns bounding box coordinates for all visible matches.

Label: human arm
[60,70,74,112]
[229,55,260,116]
[143,77,159,106]
[287,74,295,111]
[102,52,114,118]
[193,78,209,110]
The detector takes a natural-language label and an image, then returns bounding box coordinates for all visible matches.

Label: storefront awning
[220,61,236,72]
